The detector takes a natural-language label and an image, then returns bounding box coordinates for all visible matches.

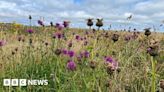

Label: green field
[0,25,164,92]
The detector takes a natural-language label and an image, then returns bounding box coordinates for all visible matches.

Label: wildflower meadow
[0,16,164,92]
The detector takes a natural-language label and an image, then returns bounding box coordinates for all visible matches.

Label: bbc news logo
[3,79,48,86]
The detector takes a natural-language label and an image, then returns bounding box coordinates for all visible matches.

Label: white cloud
[124,12,133,17]
[134,0,164,14]
[0,1,16,9]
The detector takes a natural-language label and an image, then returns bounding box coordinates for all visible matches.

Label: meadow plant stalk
[92,39,97,60]
[30,19,31,29]
[91,32,98,60]
[151,56,156,92]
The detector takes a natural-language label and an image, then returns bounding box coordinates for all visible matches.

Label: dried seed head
[144,28,151,36]
[45,42,49,46]
[87,18,93,27]
[50,22,53,27]
[15,47,18,52]
[96,18,103,29]
[106,63,115,75]
[147,45,159,57]
[12,51,15,55]
[68,42,73,47]
[112,34,119,42]
[54,49,62,56]
[29,15,32,20]
[77,56,82,65]
[117,67,121,73]
[17,36,22,41]
[29,38,32,44]
[89,61,96,69]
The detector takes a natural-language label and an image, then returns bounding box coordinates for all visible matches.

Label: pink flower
[0,40,6,47]
[67,60,76,71]
[104,56,118,70]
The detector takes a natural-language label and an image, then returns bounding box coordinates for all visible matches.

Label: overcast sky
[0,0,164,31]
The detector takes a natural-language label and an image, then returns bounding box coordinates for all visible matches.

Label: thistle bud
[50,22,53,27]
[147,45,159,57]
[89,61,96,69]
[144,28,151,36]
[29,15,32,20]
[96,18,103,30]
[87,18,93,28]
[112,34,119,42]
[54,49,61,56]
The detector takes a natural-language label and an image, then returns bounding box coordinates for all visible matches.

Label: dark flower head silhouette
[38,20,44,26]
[50,22,53,27]
[53,32,63,39]
[96,18,103,30]
[29,15,32,20]
[87,18,93,29]
[144,28,151,36]
[55,23,64,30]
[112,34,119,42]
[63,21,70,28]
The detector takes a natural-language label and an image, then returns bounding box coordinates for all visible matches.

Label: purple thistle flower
[124,35,131,41]
[147,47,152,53]
[83,51,90,58]
[75,35,80,40]
[62,49,68,55]
[53,32,63,39]
[26,29,34,34]
[57,33,62,39]
[147,47,152,52]
[67,50,75,57]
[112,61,118,69]
[63,21,69,28]
[55,23,64,30]
[105,56,113,63]
[67,60,76,71]
[0,40,6,47]
[38,20,44,26]
[59,26,64,30]
[55,23,60,27]
[79,51,90,58]
[105,56,118,70]
[147,46,158,56]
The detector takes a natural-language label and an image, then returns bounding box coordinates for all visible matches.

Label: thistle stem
[151,56,156,92]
